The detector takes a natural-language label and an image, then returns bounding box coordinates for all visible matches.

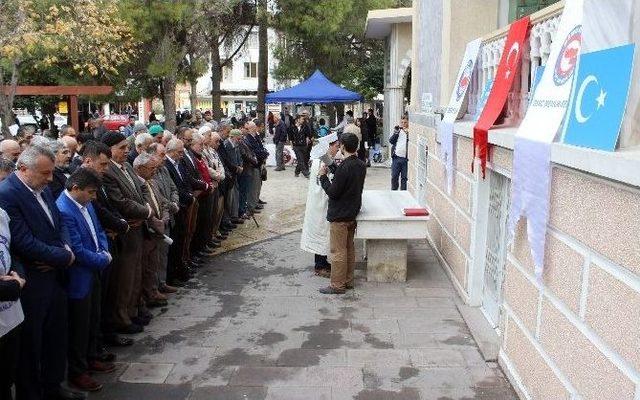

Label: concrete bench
[355,190,430,282]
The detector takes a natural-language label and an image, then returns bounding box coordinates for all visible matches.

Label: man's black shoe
[95,348,116,362]
[231,218,245,224]
[167,279,186,287]
[258,199,267,205]
[274,167,285,171]
[103,335,134,347]
[252,209,261,214]
[255,204,264,210]
[216,234,228,240]
[131,316,150,327]
[117,324,143,334]
[319,286,346,295]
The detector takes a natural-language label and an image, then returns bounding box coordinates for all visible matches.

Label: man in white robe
[300,133,341,277]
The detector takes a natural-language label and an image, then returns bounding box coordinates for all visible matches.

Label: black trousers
[191,192,214,255]
[67,275,100,378]
[168,207,189,283]
[0,325,21,400]
[293,145,309,176]
[314,254,331,270]
[100,237,118,342]
[16,272,67,400]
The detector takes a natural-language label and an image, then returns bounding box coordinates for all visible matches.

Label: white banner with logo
[439,38,482,193]
[507,0,584,281]
[0,208,23,338]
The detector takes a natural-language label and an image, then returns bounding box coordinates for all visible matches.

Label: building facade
[365,8,412,145]
[407,1,640,399]
[184,26,290,117]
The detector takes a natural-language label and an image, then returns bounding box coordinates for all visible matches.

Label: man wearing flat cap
[101,132,154,334]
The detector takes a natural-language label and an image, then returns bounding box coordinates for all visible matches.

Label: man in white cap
[300,132,340,277]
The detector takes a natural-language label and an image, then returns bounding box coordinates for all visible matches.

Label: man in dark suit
[101,132,153,334]
[80,141,131,350]
[49,139,71,198]
[288,115,312,178]
[56,168,115,392]
[216,122,242,230]
[177,128,210,266]
[164,138,195,285]
[273,113,287,171]
[0,145,79,400]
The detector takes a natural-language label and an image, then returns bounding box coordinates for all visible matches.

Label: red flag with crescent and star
[473,16,530,177]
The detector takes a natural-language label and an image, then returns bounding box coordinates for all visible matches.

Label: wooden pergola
[2,85,113,132]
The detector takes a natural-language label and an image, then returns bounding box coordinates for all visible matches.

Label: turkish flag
[473,16,530,177]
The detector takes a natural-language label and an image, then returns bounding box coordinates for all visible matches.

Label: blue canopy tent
[266,69,362,103]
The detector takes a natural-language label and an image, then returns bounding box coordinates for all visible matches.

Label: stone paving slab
[96,167,516,399]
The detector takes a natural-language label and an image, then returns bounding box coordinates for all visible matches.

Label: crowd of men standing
[0,116,268,399]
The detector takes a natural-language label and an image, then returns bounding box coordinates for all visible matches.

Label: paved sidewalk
[92,167,517,399]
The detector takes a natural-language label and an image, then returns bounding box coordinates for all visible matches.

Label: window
[244,62,257,78]
[222,62,233,81]
[509,0,561,22]
[247,32,258,49]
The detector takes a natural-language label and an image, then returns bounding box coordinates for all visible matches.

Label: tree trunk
[0,62,20,139]
[210,45,223,120]
[189,79,198,112]
[256,0,268,122]
[162,73,177,132]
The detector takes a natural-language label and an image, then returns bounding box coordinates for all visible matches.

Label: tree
[120,0,197,132]
[201,0,257,120]
[0,0,136,138]
[256,0,268,121]
[272,0,409,105]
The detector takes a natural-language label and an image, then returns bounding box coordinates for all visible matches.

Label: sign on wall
[507,0,584,280]
[439,38,482,193]
[562,44,635,151]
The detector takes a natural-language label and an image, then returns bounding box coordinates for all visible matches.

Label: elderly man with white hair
[127,132,153,165]
[0,139,21,165]
[0,144,77,400]
[243,121,269,213]
[200,127,227,243]
[189,131,217,255]
[163,138,195,285]
[48,139,72,198]
[133,152,171,309]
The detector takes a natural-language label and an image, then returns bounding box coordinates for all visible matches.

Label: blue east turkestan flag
[563,44,635,151]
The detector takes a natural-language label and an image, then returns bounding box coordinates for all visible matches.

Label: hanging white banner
[439,38,482,193]
[507,0,584,281]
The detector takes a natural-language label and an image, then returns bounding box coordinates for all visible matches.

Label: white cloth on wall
[439,38,482,194]
[300,159,330,256]
[0,208,24,338]
[507,0,584,281]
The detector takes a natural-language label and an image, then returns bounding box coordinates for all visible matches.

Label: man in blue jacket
[57,168,115,392]
[0,144,79,400]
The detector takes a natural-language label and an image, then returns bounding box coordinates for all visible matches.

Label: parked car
[103,114,135,131]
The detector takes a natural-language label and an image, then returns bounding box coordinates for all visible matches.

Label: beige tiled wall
[501,154,640,399]
[410,123,477,296]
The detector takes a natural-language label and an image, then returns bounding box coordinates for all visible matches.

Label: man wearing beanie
[101,132,154,334]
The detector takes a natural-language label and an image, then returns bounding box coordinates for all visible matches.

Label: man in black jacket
[164,138,195,285]
[273,114,287,171]
[288,115,312,178]
[317,133,367,294]
[81,141,132,350]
